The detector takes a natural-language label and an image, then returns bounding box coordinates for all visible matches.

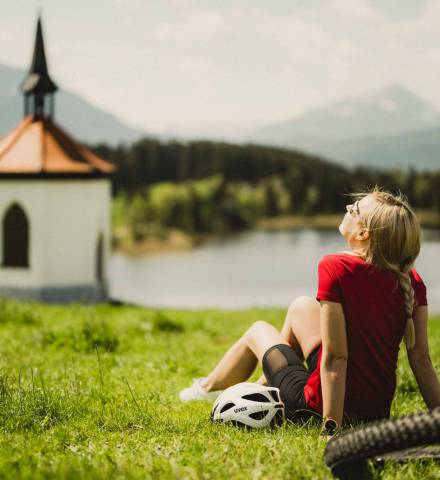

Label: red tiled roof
[0,116,114,175]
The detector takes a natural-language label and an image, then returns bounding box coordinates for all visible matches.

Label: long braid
[393,198,417,348]
[395,270,416,349]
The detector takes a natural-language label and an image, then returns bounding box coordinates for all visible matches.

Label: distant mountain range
[2,63,439,170]
[0,64,145,145]
[249,85,440,170]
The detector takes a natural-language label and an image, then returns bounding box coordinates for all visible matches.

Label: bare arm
[407,306,440,410]
[320,301,348,426]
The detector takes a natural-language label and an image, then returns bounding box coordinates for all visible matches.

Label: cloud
[255,12,356,64]
[113,0,143,7]
[175,56,210,74]
[152,11,229,43]
[6,0,439,133]
[328,0,384,22]
[117,0,440,129]
[169,0,194,7]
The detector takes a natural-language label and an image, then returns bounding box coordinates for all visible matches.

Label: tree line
[92,138,440,239]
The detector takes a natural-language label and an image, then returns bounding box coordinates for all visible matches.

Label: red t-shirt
[304,253,428,420]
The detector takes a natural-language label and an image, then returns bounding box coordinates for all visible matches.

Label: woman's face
[339,195,375,245]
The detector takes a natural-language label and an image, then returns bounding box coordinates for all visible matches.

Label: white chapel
[0,17,115,302]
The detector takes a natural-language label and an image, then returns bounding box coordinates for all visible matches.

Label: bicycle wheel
[324,408,440,478]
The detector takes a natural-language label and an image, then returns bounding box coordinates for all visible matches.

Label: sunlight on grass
[0,300,438,479]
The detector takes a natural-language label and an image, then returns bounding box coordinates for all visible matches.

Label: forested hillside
[92,138,440,244]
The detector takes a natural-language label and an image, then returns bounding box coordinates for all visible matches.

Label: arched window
[96,232,105,284]
[2,203,29,268]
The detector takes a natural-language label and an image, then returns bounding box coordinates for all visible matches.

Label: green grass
[0,299,439,479]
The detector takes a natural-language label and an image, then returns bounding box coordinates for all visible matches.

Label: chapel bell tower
[21,16,58,119]
[0,16,115,303]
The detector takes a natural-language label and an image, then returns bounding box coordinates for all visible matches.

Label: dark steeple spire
[21,16,58,119]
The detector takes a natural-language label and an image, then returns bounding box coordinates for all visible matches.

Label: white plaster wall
[0,179,111,289]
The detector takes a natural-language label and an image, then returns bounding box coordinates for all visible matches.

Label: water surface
[109,229,440,313]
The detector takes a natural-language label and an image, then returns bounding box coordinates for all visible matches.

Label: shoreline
[113,210,440,256]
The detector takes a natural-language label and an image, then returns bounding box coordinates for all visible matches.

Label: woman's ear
[356,228,370,242]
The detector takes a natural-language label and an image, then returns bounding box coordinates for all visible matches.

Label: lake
[109,229,440,313]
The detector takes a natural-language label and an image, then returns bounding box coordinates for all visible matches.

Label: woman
[179,188,440,434]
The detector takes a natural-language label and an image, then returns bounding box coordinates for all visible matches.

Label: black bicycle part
[324,408,440,479]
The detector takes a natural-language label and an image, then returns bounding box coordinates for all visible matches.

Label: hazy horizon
[2,0,440,138]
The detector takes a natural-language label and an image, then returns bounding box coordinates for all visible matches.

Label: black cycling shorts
[262,344,320,421]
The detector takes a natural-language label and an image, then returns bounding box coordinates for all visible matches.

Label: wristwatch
[322,417,340,436]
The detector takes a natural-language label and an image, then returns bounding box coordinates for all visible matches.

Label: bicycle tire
[324,408,440,475]
[375,445,440,463]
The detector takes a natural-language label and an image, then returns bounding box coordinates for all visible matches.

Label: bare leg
[257,296,321,384]
[202,321,289,392]
[280,306,304,358]
[283,296,321,360]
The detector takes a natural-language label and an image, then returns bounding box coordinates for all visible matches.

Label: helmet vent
[242,393,270,403]
[268,390,280,402]
[211,404,219,420]
[249,410,269,420]
[220,402,236,413]
[272,409,285,426]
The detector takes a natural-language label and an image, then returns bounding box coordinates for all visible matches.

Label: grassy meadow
[0,299,439,479]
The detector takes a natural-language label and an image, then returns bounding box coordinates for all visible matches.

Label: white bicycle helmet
[211,382,285,429]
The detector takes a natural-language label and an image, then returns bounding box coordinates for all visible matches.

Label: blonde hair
[352,187,421,349]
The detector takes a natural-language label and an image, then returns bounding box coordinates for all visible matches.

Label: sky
[1,0,440,137]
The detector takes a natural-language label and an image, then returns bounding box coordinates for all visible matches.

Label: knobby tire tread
[324,408,440,471]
